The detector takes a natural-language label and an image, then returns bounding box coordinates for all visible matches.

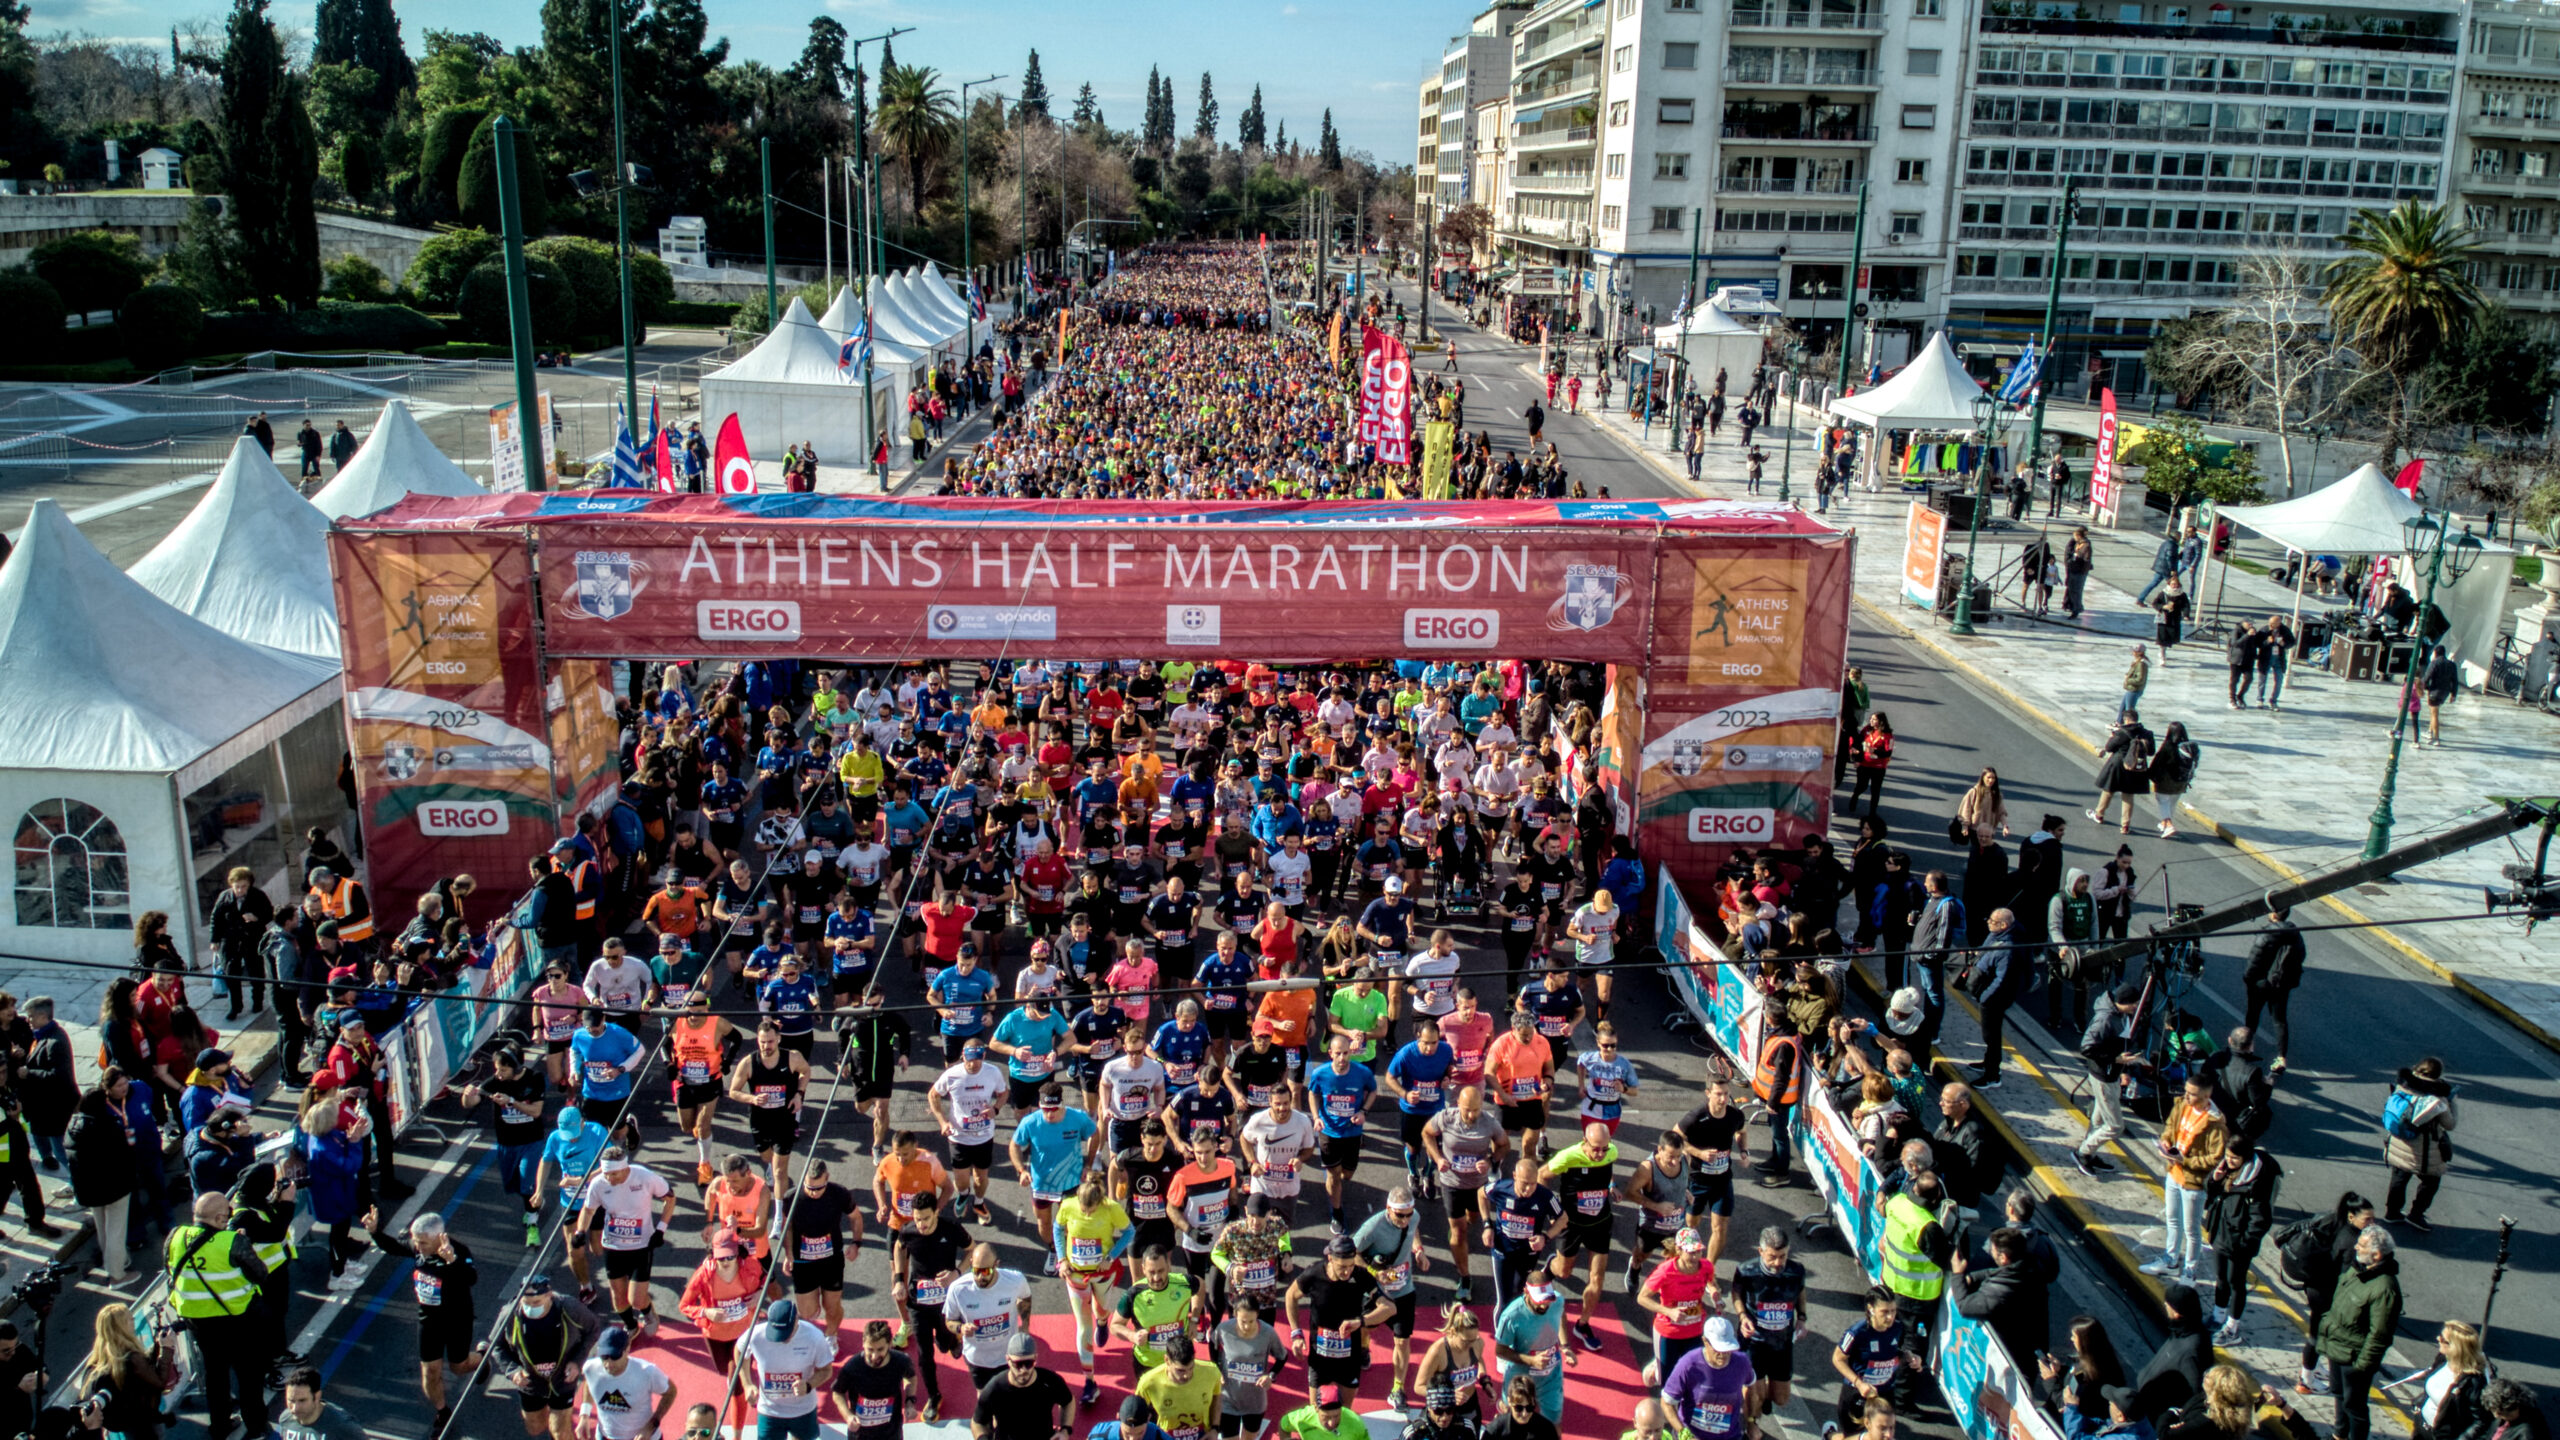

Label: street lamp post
[607,7,637,436]
[849,27,912,490]
[959,73,1008,298]
[2017,174,2078,499]
[1951,391,2005,636]
[2364,512,2485,857]
[1778,342,1800,505]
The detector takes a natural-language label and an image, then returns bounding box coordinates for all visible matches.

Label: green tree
[2137,414,2267,506]
[418,105,489,214]
[875,62,955,224]
[403,227,498,308]
[1194,72,1218,143]
[457,113,550,236]
[1274,118,1287,153]
[2323,200,2483,464]
[314,0,414,117]
[215,0,321,308]
[1071,82,1099,130]
[791,16,850,100]
[322,252,392,301]
[1018,50,1048,122]
[1143,67,1171,151]
[525,234,621,334]
[118,284,204,371]
[28,230,148,314]
[1318,109,1341,170]
[1239,85,1266,149]
[2419,302,2560,435]
[415,30,503,113]
[457,255,576,344]
[0,269,65,341]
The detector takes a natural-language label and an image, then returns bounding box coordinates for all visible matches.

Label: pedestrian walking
[2088,711,2154,835]
[1746,448,1766,495]
[2046,456,2070,517]
[2139,1074,2226,1284]
[2137,526,2200,605]
[2240,905,2304,1073]
[2147,720,2199,838]
[2205,1137,2280,1343]
[1707,393,1725,438]
[2151,578,2192,661]
[248,412,275,456]
[2256,613,2295,709]
[2225,621,2260,709]
[2380,1057,2456,1232]
[2119,644,2150,717]
[1566,374,1582,413]
[329,420,358,473]
[1846,712,1894,816]
[2063,529,2094,620]
[1737,402,1759,449]
[296,420,323,479]
[2073,984,2142,1176]
[1686,423,1706,481]
[1524,400,1545,446]
[2419,646,2458,746]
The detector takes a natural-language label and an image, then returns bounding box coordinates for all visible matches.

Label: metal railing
[1721,122,1879,141]
[1715,176,1863,193]
[1514,124,1599,148]
[1731,5,1886,27]
[1726,61,1877,85]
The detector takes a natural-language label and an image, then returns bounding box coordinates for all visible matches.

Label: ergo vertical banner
[1360,324,1414,466]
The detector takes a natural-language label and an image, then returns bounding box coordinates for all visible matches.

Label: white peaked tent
[1826,331,1987,431]
[919,261,977,327]
[0,500,339,963]
[817,284,922,456]
[905,264,979,346]
[1651,304,1765,389]
[310,399,487,520]
[700,297,873,464]
[872,275,963,362]
[130,436,339,658]
[2220,463,2422,556]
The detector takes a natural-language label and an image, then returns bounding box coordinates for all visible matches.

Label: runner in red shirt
[1087,681,1125,742]
[919,894,978,973]
[1017,840,1072,940]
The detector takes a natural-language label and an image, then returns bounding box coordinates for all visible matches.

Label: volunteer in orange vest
[308,865,373,957]
[1750,1013,1806,1188]
[552,839,604,958]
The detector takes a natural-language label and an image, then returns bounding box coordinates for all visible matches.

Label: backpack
[2381,1088,2419,1141]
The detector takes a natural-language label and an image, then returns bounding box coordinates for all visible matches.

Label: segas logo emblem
[417,800,509,837]
[1402,608,1500,649]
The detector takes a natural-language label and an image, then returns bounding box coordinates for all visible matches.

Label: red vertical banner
[713,413,756,495]
[2090,387,2120,522]
[1359,325,1414,466]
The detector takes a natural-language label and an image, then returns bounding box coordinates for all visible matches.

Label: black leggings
[1848,767,1887,814]
[2213,1246,2256,1317]
[2243,983,2294,1059]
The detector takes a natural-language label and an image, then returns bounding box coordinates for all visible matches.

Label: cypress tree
[217,0,319,307]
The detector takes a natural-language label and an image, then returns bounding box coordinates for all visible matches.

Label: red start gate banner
[1359,325,1414,466]
[330,493,1855,926]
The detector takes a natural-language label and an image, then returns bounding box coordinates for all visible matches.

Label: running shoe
[697,1162,714,1185]
[1389,1386,1407,1414]
[1080,1378,1101,1408]
[1575,1321,1602,1352]
[2213,1318,2243,1346]
[2297,1367,2330,1395]
[524,1218,542,1247]
[893,1321,912,1349]
[1043,1256,1061,1277]
[2075,1153,2115,1177]
[2405,1215,2434,1235]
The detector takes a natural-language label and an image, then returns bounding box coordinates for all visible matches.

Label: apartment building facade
[1441,0,2511,396]
[1433,4,1535,211]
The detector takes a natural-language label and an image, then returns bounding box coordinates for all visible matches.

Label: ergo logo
[698,599,803,642]
[1686,808,1777,843]
[417,801,508,837]
[1402,608,1500,649]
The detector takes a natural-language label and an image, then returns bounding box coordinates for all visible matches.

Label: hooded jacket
[2206,1150,2281,1258]
[2316,1252,2403,1372]
[2384,1069,2457,1178]
[2049,868,2098,947]
[2134,1302,2213,1420]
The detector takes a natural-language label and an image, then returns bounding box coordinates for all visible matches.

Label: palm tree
[874,62,956,224]
[2323,200,2483,463]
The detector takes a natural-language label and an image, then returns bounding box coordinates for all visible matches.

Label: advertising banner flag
[1902,501,1947,607]
[1420,420,1455,499]
[2091,387,2120,523]
[1359,325,1415,466]
[1328,309,1343,367]
[713,413,756,496]
[488,400,525,492]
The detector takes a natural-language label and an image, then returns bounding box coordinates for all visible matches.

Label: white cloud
[1282,3,1299,13]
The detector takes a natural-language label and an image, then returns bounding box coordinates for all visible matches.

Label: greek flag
[608,403,648,489]
[1672,283,1692,329]
[838,310,872,383]
[969,278,987,321]
[1999,341,2042,404]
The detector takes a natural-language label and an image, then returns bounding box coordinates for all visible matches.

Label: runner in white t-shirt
[575,1151,676,1332]
[1237,1091,1319,1220]
[945,1244,1034,1379]
[1400,935,1464,1021]
[578,1335,675,1440]
[745,1303,836,1426]
[928,1054,1009,1216]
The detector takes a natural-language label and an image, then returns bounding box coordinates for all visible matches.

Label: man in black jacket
[209,868,276,1022]
[2241,905,2305,1073]
[1932,1083,1992,1211]
[2074,984,2143,1178]
[2133,1282,2214,1421]
[2010,816,2066,949]
[525,854,583,971]
[1952,1227,2050,1367]
[263,908,324,1086]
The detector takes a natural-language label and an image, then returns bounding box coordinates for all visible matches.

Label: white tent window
[15,799,129,929]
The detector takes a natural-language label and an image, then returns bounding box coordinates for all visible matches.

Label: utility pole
[850,28,909,489]
[1017,107,1029,311]
[2018,174,2078,491]
[1673,205,1702,454]
[1835,180,1868,394]
[1419,195,1434,344]
[492,117,546,493]
[608,8,637,438]
[960,74,1008,301]
[1317,190,1329,300]
[761,137,777,329]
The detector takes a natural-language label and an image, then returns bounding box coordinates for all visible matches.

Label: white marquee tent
[819,284,927,429]
[310,399,488,520]
[1826,331,1986,431]
[1650,304,1765,390]
[130,436,340,658]
[872,274,964,363]
[905,264,981,348]
[0,500,339,964]
[2219,463,2421,556]
[700,297,875,464]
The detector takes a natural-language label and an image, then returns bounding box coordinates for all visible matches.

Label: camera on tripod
[2484,865,2560,932]
[9,1261,76,1317]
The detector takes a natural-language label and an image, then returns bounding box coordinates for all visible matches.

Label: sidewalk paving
[1552,369,2560,1052]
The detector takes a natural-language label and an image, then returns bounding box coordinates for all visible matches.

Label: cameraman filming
[0,1318,42,1440]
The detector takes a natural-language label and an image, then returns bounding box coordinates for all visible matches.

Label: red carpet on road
[631,1300,1655,1435]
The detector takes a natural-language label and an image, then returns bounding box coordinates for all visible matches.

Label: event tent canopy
[310,399,487,520]
[872,276,962,354]
[1826,331,1986,430]
[2219,463,2423,555]
[700,297,878,464]
[129,436,339,657]
[904,265,972,328]
[1651,304,1765,385]
[820,284,930,370]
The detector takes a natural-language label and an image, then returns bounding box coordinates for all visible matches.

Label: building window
[2528,152,2552,178]
[1619,0,1639,13]
[1613,44,1635,73]
[1669,0,1701,8]
[1901,105,1937,129]
[1603,204,1625,228]
[1665,42,1700,69]
[1657,152,1690,178]
[2473,147,2507,176]
[1914,0,1944,15]
[2483,92,2514,118]
[1890,211,1924,237]
[1908,48,1942,75]
[2530,96,2557,122]
[2514,207,2544,235]
[1955,253,1997,277]
[1896,158,1928,182]
[1660,99,1697,123]
[1788,264,1847,299]
[1606,153,1628,177]
[14,799,128,930]
[1610,100,1632,127]
[2503,262,2537,289]
[1653,206,1686,230]
[1960,200,2005,224]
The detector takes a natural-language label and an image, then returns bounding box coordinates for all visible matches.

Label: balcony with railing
[1716,175,1864,194]
[2467,111,2560,139]
[1722,102,1876,142]
[1976,12,2456,54]
[2459,170,2560,194]
[1726,59,1877,87]
[1514,121,1600,151]
[1514,66,1601,107]
[1515,15,1606,69]
[1731,3,1886,29]
[1513,168,1600,192]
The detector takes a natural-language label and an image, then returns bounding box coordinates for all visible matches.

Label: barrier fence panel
[383,919,534,1136]
[1653,874,2072,1440]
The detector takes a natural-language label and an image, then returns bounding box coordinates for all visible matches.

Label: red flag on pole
[713,412,757,495]
[2392,457,2424,496]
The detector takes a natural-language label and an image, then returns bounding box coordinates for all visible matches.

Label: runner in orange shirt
[874,1130,957,1233]
[1484,1010,1556,1155]
[701,1154,770,1260]
[668,992,738,1184]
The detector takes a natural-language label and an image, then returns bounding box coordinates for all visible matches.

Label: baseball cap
[1676,1227,1707,1254]
[1524,1281,1556,1304]
[195,1047,230,1071]
[1006,1332,1039,1360]
[765,1300,800,1338]
[1384,876,1406,893]
[711,1233,743,1258]
[1705,1316,1742,1353]
[596,1326,630,1359]
[1251,1018,1278,1038]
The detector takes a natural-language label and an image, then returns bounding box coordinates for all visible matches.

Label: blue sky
[31,0,1460,162]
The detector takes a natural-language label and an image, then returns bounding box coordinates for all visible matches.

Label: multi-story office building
[2450,0,2560,328]
[1435,4,1534,211]
[1952,0,2459,396]
[1502,0,1609,287]
[1420,77,1445,215]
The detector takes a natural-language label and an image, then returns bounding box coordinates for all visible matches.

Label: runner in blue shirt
[1071,763,1121,832]
[879,789,934,854]
[927,947,1000,1062]
[991,994,1073,1114]
[1008,1084,1100,1254]
[539,1109,610,1222]
[568,1009,641,1125]
[759,955,822,1057]
[1305,1034,1379,1235]
[1151,1004,1213,1095]
[824,900,877,1004]
[742,928,797,989]
[1384,1016,1457,1199]
[1192,935,1257,1065]
[1573,1023,1640,1130]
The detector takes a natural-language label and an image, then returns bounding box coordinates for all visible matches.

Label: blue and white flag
[608,404,648,489]
[838,309,873,383]
[968,277,987,321]
[1999,340,2042,404]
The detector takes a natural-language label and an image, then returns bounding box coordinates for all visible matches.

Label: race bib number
[1690,1401,1741,1437]
[853,1396,894,1428]
[1208,991,1238,1010]
[1114,1087,1154,1119]
[715,1294,753,1322]
[1756,1303,1796,1330]
[1522,1346,1558,1375]
[1236,1257,1276,1289]
[1313,1331,1355,1358]
[968,1312,1015,1342]
[1672,1298,1704,1325]
[914,1278,947,1307]
[1264,1156,1298,1182]
[679,1058,713,1084]
[1167,1060,1199,1086]
[1696,1151,1731,1176]
[606,1214,645,1246]
[1323,1093,1359,1122]
[1587,1075,1624,1102]
[1450,1152,1488,1179]
[1511,913,1535,932]
[1576,1191,1607,1216]
[765,1369,806,1398]
[1016,1052,1053,1078]
[892,1191,918,1217]
[1380,1261,1411,1292]
[1497,1212,1535,1240]
[415,1272,443,1306]
[1195,1197,1230,1228]
[1509,1075,1542,1100]
[755,1085,789,1110]
[948,1004,981,1029]
[1225,1361,1267,1385]
[1410,1081,1442,1105]
[1068,1237,1107,1268]
[1541,883,1563,901]
[1244,1083,1275,1108]
[545,1015,576,1040]
[797,1234,835,1261]
[1131,1192,1167,1220]
[584,1060,618,1086]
